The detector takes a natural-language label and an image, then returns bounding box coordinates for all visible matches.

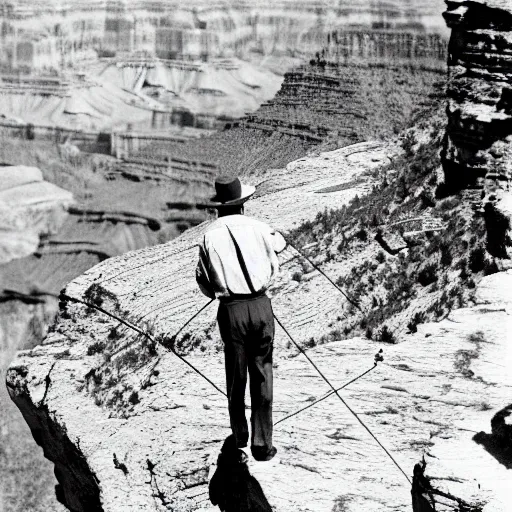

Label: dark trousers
[217,294,274,451]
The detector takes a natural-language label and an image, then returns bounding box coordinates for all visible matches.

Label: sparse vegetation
[417,264,438,287]
[87,341,106,356]
[286,103,492,342]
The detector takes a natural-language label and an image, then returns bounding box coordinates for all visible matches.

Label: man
[196,175,286,462]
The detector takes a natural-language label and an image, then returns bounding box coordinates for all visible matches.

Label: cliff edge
[5,137,511,511]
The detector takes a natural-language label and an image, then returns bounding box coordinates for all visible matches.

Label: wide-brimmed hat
[208,176,255,208]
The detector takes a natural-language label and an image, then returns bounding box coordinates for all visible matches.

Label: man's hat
[208,176,255,208]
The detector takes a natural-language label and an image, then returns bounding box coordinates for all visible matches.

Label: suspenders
[225,225,257,295]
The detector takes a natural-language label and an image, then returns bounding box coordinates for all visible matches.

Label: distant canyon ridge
[0,0,448,146]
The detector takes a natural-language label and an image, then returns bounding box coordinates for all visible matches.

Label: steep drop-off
[5,133,511,511]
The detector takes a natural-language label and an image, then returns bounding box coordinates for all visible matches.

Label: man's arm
[196,242,216,299]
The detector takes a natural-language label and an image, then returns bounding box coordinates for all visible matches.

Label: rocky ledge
[5,141,511,512]
[442,0,512,196]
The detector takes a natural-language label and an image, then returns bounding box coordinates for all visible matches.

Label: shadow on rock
[209,435,272,512]
[473,404,512,470]
[411,459,436,512]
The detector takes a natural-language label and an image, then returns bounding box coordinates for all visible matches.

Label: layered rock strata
[0,166,73,264]
[442,0,512,195]
[6,141,510,511]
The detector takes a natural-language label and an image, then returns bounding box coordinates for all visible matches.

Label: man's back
[196,176,281,462]
[196,215,286,299]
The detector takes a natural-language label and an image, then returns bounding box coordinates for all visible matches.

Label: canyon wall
[0,1,449,136]
[0,1,448,74]
[442,0,512,196]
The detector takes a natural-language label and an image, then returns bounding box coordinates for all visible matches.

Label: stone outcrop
[5,140,511,511]
[442,0,512,195]
[0,166,73,264]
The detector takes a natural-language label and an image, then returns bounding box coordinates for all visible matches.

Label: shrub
[379,325,396,343]
[407,311,425,333]
[355,228,368,242]
[370,213,381,227]
[484,259,499,276]
[417,263,438,286]
[401,131,416,157]
[376,251,386,264]
[440,243,452,266]
[469,247,486,273]
[87,341,106,356]
[291,271,302,282]
[128,391,140,405]
[484,202,511,258]
[303,337,316,349]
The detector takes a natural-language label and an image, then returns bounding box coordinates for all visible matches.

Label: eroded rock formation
[442,0,512,195]
[5,138,511,511]
[0,165,73,264]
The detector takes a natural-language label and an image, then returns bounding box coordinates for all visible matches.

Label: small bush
[417,263,438,286]
[469,247,486,273]
[484,202,511,258]
[401,131,416,157]
[379,325,396,343]
[440,243,452,266]
[376,251,386,264]
[128,391,140,405]
[484,259,499,276]
[108,327,120,340]
[303,337,316,349]
[291,271,302,282]
[354,228,368,242]
[407,311,425,333]
[87,341,106,356]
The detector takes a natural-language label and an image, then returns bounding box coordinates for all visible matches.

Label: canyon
[0,0,449,147]
[3,1,512,511]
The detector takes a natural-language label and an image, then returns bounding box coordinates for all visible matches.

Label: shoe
[251,445,277,462]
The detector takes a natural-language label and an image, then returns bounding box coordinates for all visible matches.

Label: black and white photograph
[0,0,510,511]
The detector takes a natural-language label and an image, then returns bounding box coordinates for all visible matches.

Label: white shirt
[196,214,286,299]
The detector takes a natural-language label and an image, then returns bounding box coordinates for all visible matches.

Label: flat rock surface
[6,143,511,512]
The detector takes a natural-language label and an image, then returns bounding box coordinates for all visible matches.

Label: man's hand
[271,231,287,254]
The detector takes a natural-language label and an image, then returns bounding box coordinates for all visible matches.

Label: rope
[284,238,365,313]
[60,293,225,397]
[274,362,377,426]
[62,292,410,485]
[273,312,412,485]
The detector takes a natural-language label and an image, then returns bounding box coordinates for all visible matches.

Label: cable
[284,238,365,313]
[62,293,410,485]
[273,312,411,485]
[60,293,225,397]
[274,363,377,426]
